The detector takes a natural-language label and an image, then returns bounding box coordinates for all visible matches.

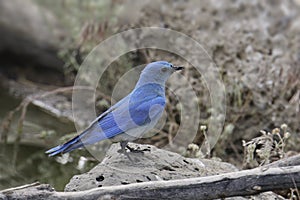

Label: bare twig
[0,182,40,193]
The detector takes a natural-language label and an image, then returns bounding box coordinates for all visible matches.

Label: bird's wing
[87,94,131,128]
[46,87,165,156]
[63,82,166,145]
[128,96,166,126]
[96,94,166,139]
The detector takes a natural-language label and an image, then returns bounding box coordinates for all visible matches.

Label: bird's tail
[45,121,108,157]
[45,134,84,157]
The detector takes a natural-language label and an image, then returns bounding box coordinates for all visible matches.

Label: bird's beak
[173,66,184,71]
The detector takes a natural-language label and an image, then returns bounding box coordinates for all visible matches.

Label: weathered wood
[0,182,40,193]
[1,165,299,200]
[265,154,300,168]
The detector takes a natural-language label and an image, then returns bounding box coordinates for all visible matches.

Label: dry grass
[5,0,299,166]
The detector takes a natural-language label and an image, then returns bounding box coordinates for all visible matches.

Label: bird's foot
[117,142,150,162]
[126,145,150,153]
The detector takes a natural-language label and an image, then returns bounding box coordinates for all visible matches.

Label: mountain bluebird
[46,61,183,156]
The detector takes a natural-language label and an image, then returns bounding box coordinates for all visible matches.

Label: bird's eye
[170,64,173,68]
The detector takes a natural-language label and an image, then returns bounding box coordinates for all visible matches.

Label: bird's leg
[118,141,135,161]
[118,141,128,153]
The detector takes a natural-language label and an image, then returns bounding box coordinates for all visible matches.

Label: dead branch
[265,154,300,168]
[1,165,299,200]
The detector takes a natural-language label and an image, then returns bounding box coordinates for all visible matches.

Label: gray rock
[64,143,284,199]
[65,143,238,192]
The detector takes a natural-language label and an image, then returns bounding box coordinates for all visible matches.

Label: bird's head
[137,61,184,87]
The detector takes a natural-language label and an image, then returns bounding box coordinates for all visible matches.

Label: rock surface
[65,143,238,192]
[64,143,284,199]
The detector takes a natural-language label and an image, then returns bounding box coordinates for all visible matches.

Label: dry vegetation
[0,0,299,198]
[1,0,298,167]
[45,0,300,166]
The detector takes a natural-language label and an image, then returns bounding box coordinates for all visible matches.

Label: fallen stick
[264,154,300,168]
[1,165,299,200]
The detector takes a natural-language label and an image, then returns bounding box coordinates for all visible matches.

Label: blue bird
[46,61,183,156]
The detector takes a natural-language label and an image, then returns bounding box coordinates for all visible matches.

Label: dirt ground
[1,0,299,168]
[106,0,300,166]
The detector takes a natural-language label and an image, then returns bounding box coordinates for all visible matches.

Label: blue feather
[46,135,82,156]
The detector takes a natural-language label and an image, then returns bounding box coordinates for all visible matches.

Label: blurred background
[0,0,299,191]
